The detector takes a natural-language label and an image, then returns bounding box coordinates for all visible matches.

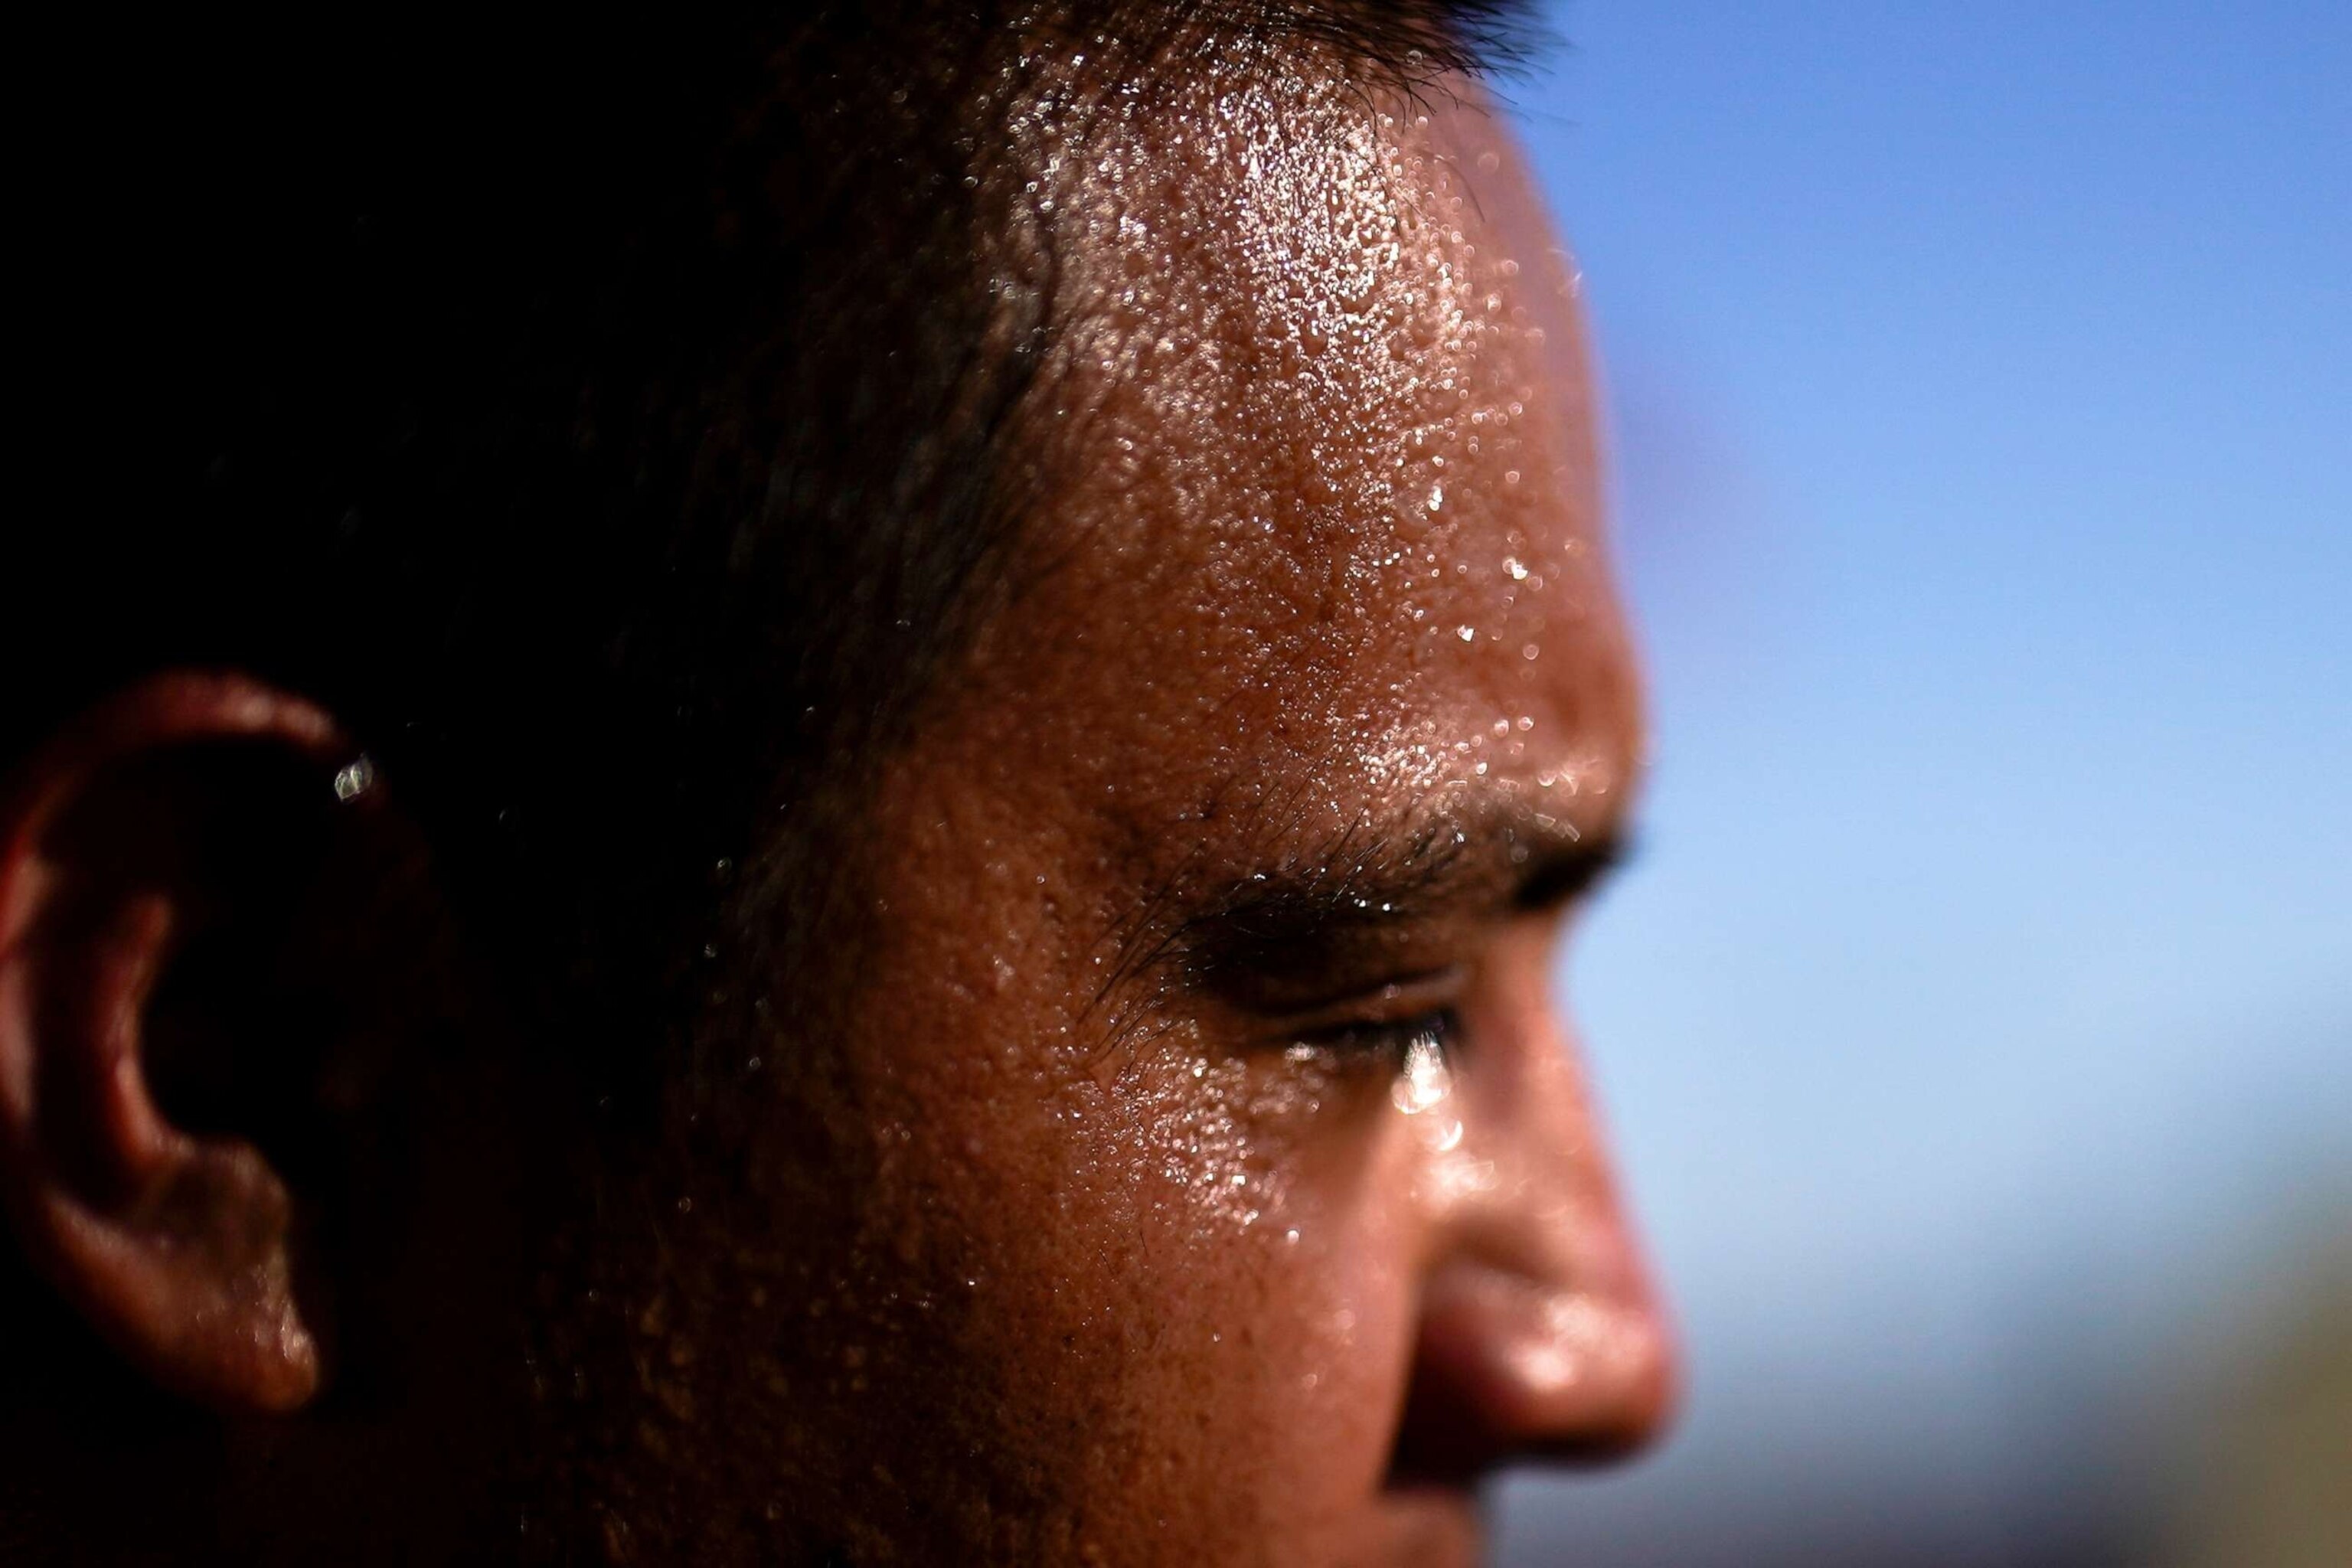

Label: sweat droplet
[1391,1028,1454,1116]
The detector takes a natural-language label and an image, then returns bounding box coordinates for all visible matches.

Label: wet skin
[0,57,1671,1568]
[611,70,1675,1565]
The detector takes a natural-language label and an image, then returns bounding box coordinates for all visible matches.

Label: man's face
[0,36,1671,1568]
[628,73,1671,1565]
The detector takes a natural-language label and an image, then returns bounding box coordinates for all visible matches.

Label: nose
[1387,982,1677,1482]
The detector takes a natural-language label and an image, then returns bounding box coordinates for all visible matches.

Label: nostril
[1383,1267,1676,1488]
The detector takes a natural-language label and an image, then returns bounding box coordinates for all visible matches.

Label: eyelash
[1292,1006,1458,1068]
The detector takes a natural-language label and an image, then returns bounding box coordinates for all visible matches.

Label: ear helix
[0,675,364,1413]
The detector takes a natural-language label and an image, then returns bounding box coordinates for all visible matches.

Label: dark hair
[11,2,1538,1095]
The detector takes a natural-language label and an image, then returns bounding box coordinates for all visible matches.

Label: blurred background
[1499,3,2351,1563]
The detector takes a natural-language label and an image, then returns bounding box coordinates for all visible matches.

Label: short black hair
[12,1,1540,1094]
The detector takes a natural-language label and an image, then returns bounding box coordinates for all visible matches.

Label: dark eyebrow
[1246,0,1551,82]
[1161,788,1632,997]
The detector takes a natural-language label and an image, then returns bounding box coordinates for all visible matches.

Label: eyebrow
[1113,784,1632,1009]
[1249,0,1550,82]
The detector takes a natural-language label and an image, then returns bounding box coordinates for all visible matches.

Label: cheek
[882,1031,1430,1498]
[1093,1054,1431,1480]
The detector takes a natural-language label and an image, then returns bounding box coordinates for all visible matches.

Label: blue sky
[1497,2,2350,1556]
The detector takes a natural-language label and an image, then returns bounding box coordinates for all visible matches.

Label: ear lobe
[0,673,355,1414]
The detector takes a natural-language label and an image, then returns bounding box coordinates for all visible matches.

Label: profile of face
[0,33,1670,1568]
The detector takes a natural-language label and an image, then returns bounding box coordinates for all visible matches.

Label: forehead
[912,63,1638,882]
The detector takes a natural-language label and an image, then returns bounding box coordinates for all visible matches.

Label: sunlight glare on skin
[678,39,1668,1562]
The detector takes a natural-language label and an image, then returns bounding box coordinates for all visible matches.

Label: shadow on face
[555,64,1674,1568]
[0,19,1671,1568]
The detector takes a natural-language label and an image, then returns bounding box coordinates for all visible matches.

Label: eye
[1289,1007,1459,1078]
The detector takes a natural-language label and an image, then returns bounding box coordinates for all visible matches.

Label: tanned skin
[0,42,1671,1568]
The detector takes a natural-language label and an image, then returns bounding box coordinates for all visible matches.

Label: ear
[0,671,371,1413]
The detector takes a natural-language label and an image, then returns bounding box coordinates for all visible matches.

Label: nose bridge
[1390,956,1676,1476]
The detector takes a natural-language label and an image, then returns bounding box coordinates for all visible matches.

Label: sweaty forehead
[916,61,1638,879]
